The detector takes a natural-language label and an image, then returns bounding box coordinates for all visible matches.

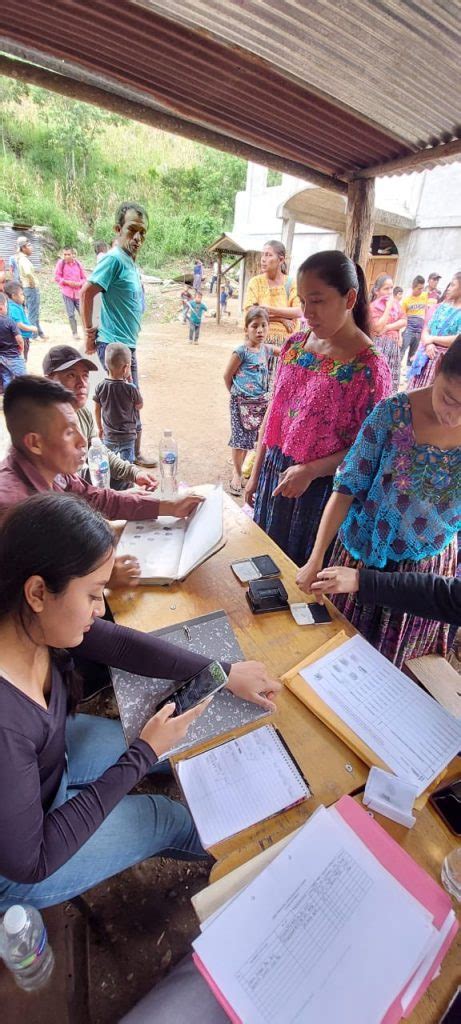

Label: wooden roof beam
[352,136,461,180]
[0,51,348,195]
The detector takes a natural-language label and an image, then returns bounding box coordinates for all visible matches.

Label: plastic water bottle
[88,437,110,489]
[0,904,55,991]
[159,429,178,496]
[441,847,461,902]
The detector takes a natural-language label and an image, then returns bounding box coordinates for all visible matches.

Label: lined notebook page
[177,725,310,847]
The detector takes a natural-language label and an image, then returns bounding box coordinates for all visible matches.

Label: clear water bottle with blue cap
[87,436,110,489]
[0,904,55,991]
[159,429,178,496]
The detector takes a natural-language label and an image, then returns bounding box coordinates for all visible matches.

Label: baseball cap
[16,235,29,248]
[429,272,441,280]
[42,345,98,375]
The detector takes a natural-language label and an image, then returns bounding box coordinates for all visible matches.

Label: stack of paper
[177,725,310,847]
[193,797,458,1024]
[118,484,224,584]
[287,634,461,796]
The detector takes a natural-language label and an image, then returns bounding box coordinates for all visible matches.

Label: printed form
[193,807,435,1024]
[177,725,310,847]
[300,635,461,795]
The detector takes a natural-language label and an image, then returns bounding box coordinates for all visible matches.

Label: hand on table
[227,662,282,712]
[311,566,360,602]
[425,342,438,359]
[159,494,205,518]
[140,699,211,758]
[135,470,159,490]
[272,464,313,499]
[108,555,141,589]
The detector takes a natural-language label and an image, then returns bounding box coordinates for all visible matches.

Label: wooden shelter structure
[208,234,261,323]
[1,1,461,269]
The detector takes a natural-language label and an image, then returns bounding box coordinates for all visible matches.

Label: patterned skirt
[228,394,259,451]
[374,334,401,392]
[329,537,457,667]
[253,445,334,567]
[407,345,444,391]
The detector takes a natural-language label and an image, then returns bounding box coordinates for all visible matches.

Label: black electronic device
[246,577,289,614]
[430,777,461,836]
[438,986,461,1023]
[155,661,228,717]
[231,555,281,583]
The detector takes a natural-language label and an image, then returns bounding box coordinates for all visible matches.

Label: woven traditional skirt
[374,334,401,392]
[329,537,457,667]
[228,394,259,450]
[253,445,334,567]
[407,345,444,391]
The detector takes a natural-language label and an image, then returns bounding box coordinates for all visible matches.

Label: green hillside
[0,77,247,273]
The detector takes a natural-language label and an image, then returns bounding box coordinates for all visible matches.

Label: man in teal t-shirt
[80,201,152,465]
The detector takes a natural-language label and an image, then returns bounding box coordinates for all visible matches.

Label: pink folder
[194,796,459,1024]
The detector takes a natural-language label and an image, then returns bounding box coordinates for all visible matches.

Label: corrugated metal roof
[0,227,42,270]
[145,0,461,147]
[1,0,460,183]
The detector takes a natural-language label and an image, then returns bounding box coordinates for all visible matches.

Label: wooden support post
[216,253,222,324]
[345,178,375,269]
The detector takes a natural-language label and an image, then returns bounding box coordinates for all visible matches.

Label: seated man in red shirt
[0,375,203,590]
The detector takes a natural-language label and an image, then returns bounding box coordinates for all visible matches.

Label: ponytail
[297,250,371,339]
[353,263,371,337]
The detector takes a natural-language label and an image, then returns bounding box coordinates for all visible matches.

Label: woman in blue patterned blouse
[296,336,461,667]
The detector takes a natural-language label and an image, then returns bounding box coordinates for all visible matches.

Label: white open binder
[117,484,224,585]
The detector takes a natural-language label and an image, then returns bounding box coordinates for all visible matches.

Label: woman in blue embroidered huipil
[296,336,461,667]
[408,272,461,391]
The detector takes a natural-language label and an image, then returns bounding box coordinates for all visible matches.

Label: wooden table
[111,495,461,1021]
[111,495,367,865]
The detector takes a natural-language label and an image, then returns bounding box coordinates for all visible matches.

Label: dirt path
[22,297,243,493]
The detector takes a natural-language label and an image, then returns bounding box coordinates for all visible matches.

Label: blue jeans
[97,342,141,433]
[23,285,45,337]
[0,715,205,911]
[0,353,27,389]
[105,438,136,463]
[62,294,80,336]
[189,322,201,342]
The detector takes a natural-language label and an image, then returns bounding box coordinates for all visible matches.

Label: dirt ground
[3,286,245,1022]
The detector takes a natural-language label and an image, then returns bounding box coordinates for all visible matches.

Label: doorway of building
[366,235,399,291]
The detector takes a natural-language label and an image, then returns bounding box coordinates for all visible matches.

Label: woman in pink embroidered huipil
[370,274,407,392]
[244,251,391,567]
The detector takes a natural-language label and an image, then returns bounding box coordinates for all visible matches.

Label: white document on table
[118,484,224,583]
[177,725,310,847]
[193,806,435,1024]
[300,634,461,795]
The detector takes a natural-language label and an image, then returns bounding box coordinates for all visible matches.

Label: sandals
[229,481,242,496]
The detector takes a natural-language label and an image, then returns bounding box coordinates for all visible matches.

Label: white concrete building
[233,161,461,293]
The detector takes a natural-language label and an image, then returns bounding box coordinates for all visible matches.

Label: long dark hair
[439,335,461,379]
[297,250,370,336]
[0,493,115,710]
[370,273,392,301]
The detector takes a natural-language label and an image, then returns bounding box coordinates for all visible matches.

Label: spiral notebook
[176,725,311,848]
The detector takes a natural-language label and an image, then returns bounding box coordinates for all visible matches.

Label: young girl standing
[296,337,461,667]
[244,251,391,566]
[224,306,273,497]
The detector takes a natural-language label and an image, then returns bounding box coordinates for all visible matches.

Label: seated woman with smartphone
[0,493,280,911]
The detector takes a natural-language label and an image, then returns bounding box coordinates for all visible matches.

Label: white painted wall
[233,161,461,294]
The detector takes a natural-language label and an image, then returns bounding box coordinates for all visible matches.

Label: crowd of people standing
[0,199,460,1023]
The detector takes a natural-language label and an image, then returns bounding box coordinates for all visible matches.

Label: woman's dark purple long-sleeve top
[0,618,230,885]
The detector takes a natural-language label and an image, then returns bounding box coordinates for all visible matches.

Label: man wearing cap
[427,272,442,304]
[43,345,157,490]
[16,236,47,340]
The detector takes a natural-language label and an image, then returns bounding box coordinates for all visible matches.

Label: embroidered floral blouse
[263,332,392,463]
[334,393,461,567]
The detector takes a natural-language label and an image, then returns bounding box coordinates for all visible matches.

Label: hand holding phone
[140,698,212,758]
[155,662,228,718]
